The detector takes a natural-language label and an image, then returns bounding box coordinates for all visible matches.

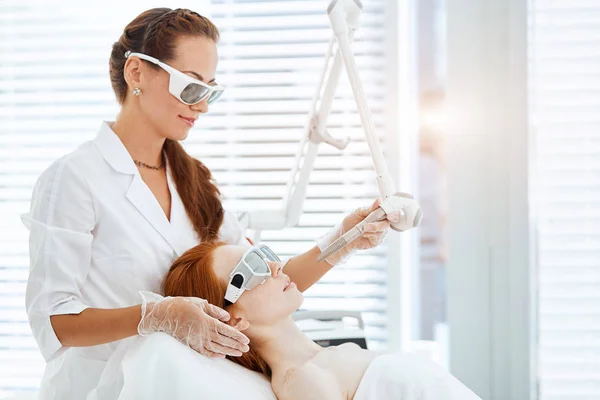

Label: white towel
[89,335,481,400]
[88,333,276,400]
[353,353,482,400]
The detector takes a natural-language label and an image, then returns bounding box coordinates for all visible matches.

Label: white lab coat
[21,121,252,400]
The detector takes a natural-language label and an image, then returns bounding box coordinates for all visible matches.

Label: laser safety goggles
[125,51,225,105]
[224,244,281,306]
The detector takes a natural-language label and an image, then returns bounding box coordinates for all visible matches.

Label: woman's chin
[291,289,304,309]
[163,119,192,141]
[280,288,304,315]
[168,128,190,142]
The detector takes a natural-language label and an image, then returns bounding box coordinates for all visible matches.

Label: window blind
[0,0,392,395]
[531,0,600,398]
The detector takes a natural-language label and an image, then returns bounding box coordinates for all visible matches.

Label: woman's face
[134,35,219,141]
[212,245,304,327]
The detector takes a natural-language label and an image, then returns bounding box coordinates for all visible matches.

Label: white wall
[384,0,421,352]
[445,0,535,399]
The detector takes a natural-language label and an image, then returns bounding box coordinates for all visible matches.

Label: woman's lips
[284,281,296,291]
[178,115,195,127]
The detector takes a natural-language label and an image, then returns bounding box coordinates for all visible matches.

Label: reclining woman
[157,241,482,400]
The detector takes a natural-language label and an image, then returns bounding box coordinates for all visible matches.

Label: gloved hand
[137,291,250,358]
[316,198,402,266]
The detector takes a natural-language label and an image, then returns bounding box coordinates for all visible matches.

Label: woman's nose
[190,98,208,114]
[269,262,282,277]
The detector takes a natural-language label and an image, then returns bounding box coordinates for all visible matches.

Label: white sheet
[353,353,482,400]
[89,334,481,400]
[87,333,276,400]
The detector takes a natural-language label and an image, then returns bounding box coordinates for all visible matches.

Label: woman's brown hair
[162,241,272,378]
[109,8,223,241]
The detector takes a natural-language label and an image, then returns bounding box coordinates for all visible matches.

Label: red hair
[162,241,271,378]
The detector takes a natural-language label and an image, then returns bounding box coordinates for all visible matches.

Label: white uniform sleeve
[21,158,95,362]
[219,210,252,247]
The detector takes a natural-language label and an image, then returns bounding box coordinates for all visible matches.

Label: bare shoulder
[333,342,363,350]
[274,362,346,400]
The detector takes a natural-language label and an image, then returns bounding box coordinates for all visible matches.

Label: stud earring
[132,87,142,96]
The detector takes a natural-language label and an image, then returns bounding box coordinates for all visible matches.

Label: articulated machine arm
[237,0,421,241]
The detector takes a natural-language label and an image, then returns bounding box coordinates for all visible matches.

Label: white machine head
[380,192,423,232]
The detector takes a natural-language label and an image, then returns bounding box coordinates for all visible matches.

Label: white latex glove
[316,198,403,266]
[137,291,250,358]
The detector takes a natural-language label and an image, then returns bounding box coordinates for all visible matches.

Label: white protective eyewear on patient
[224,244,281,306]
[124,51,225,105]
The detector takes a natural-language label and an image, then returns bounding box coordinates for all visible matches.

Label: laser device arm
[237,0,421,240]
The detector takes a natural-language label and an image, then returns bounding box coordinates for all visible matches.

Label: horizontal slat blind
[0,0,391,395]
[531,0,600,398]
[201,0,390,352]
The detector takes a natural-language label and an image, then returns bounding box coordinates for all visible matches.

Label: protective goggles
[124,51,225,105]
[224,244,281,306]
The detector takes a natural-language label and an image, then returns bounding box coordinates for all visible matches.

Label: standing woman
[21,8,398,399]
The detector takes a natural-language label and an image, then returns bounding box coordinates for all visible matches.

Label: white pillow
[89,333,276,400]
